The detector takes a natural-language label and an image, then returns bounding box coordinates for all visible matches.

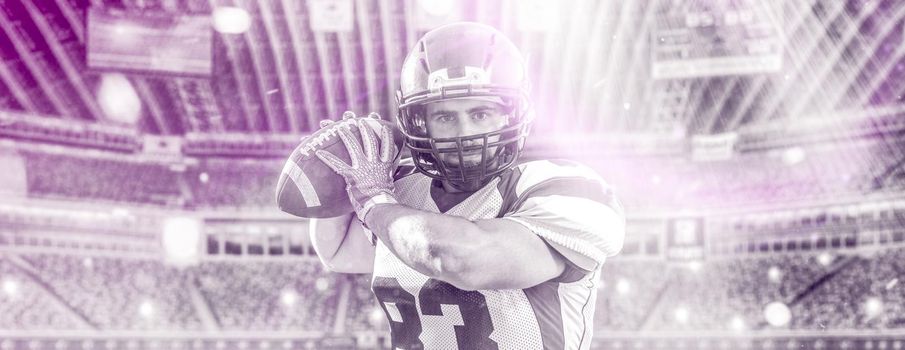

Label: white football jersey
[370,159,625,350]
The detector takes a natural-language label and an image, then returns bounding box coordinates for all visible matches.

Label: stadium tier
[183,159,283,208]
[195,260,339,331]
[4,249,904,334]
[22,151,183,206]
[13,134,905,210]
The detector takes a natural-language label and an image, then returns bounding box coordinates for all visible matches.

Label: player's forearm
[364,203,483,283]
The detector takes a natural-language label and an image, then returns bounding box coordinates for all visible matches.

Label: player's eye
[472,112,489,121]
[435,114,456,123]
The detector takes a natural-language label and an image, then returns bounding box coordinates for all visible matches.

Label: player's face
[424,98,509,167]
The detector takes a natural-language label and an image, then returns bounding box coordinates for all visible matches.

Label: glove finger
[315,150,351,173]
[378,125,395,162]
[319,119,335,128]
[337,125,365,168]
[358,120,378,162]
[367,112,381,120]
[342,111,356,120]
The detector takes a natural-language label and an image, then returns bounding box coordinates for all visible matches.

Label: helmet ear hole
[410,106,428,136]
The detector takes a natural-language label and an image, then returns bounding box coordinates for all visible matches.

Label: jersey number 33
[373,276,499,349]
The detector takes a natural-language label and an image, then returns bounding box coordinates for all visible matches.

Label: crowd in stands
[22,254,203,331]
[601,139,894,210]
[195,260,339,331]
[2,247,905,333]
[642,254,839,331]
[183,159,282,208]
[15,135,905,210]
[0,257,87,330]
[344,274,382,332]
[23,151,182,205]
[791,249,905,330]
[596,260,670,330]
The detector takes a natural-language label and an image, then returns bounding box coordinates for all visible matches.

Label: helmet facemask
[398,94,531,192]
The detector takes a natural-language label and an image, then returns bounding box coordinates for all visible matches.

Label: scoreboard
[651,0,783,79]
[87,8,212,76]
[666,217,706,261]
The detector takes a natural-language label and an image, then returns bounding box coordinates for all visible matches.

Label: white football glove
[315,112,399,222]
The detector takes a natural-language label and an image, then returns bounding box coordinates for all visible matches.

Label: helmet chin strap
[437,148,505,192]
[442,175,493,193]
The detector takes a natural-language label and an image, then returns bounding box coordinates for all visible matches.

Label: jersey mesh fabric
[371,160,617,350]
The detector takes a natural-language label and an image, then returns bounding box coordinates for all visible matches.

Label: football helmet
[396,22,532,191]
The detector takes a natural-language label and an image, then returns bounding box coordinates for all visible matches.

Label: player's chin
[440,154,484,167]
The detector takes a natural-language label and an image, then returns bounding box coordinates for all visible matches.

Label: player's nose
[456,120,483,138]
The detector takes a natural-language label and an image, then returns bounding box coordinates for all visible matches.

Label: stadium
[0,0,904,349]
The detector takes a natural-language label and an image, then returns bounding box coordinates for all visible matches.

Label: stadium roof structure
[0,0,902,138]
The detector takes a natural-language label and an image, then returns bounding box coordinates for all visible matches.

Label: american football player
[308,22,625,349]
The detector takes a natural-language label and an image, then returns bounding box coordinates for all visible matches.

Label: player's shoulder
[514,159,603,178]
[507,159,607,194]
[496,159,618,216]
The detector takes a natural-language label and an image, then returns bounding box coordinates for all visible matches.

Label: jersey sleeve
[501,160,625,272]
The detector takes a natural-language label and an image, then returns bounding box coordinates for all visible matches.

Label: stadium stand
[183,159,282,208]
[791,248,905,330]
[0,257,88,330]
[2,246,905,348]
[195,260,339,331]
[344,274,382,332]
[597,260,671,331]
[22,151,183,205]
[20,254,202,331]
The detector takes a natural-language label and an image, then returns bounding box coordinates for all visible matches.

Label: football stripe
[281,159,321,207]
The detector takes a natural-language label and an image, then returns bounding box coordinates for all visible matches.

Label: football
[276,117,404,218]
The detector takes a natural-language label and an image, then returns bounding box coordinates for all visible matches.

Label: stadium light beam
[817,252,833,267]
[616,278,631,295]
[516,0,561,32]
[369,306,385,327]
[2,279,18,297]
[781,147,806,166]
[315,277,329,292]
[97,74,142,125]
[162,217,202,266]
[280,289,298,307]
[418,0,455,16]
[674,307,689,324]
[688,261,702,272]
[768,266,783,283]
[764,301,791,327]
[139,300,154,318]
[865,297,883,318]
[212,7,251,34]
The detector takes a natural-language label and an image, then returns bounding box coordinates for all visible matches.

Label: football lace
[297,118,357,157]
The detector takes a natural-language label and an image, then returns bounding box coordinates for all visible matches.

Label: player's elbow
[438,258,526,291]
[318,256,371,274]
[431,238,499,291]
[437,263,485,291]
[315,255,349,273]
[426,248,475,290]
[318,258,347,273]
[433,240,557,291]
